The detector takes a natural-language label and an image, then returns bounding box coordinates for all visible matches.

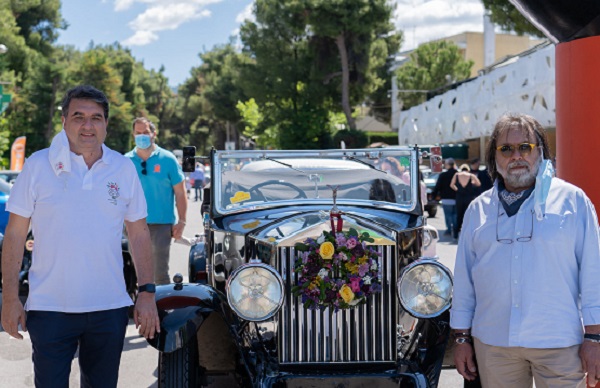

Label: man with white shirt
[0,85,159,388]
[451,113,600,387]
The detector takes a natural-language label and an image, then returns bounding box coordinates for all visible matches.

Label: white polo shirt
[7,143,148,313]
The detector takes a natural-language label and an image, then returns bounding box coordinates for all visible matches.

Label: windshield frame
[211,148,420,216]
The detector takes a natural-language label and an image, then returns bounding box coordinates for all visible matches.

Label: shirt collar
[49,130,113,175]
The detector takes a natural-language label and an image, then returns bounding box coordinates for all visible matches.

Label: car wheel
[158,335,200,387]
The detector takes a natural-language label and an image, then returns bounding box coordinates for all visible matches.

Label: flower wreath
[292,228,382,311]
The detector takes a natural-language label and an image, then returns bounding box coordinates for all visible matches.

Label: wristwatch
[138,283,156,293]
[455,337,473,345]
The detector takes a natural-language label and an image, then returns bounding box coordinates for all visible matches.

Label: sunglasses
[495,143,537,158]
[141,161,147,175]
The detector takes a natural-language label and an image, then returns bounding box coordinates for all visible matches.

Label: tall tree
[482,0,544,37]
[306,0,399,130]
[395,40,473,109]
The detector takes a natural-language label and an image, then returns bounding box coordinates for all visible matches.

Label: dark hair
[132,117,157,133]
[485,113,552,182]
[61,85,109,119]
[470,157,480,165]
[369,179,396,203]
[381,156,404,177]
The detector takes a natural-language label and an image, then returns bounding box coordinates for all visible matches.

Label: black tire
[158,335,200,388]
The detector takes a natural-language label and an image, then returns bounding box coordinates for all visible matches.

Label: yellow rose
[339,284,355,304]
[319,241,335,260]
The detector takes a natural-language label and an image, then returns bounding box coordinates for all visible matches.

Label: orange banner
[10,136,26,171]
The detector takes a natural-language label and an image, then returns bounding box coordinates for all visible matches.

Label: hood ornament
[327,185,343,233]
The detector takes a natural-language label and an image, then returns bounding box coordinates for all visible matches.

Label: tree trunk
[335,34,356,130]
[45,75,59,143]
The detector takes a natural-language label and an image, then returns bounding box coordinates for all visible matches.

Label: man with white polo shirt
[0,85,159,388]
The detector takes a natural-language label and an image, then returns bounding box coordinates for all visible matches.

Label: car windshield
[213,148,419,215]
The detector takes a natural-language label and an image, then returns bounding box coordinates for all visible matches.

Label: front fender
[147,283,225,353]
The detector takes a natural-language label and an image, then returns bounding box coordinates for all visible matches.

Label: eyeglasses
[496,203,534,244]
[495,143,537,158]
[141,161,147,175]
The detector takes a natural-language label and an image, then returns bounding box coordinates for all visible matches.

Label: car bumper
[259,370,430,387]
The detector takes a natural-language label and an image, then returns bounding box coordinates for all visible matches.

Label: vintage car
[148,147,453,387]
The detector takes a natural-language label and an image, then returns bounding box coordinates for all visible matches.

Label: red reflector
[196,271,207,281]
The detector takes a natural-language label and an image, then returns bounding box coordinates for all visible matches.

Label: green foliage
[367,131,398,146]
[482,0,544,37]
[395,40,473,109]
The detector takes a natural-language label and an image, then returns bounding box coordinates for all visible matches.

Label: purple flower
[370,283,382,293]
[346,237,357,249]
[358,263,369,277]
[336,233,347,246]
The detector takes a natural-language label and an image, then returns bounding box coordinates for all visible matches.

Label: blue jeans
[442,204,457,237]
[27,307,129,388]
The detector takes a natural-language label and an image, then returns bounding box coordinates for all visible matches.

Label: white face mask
[534,150,555,220]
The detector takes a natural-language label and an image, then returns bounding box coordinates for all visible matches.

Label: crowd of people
[1,84,600,388]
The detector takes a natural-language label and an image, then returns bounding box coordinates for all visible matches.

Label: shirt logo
[154,164,161,173]
[55,162,64,172]
[107,182,120,205]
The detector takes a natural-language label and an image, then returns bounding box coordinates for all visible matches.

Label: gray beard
[498,159,540,189]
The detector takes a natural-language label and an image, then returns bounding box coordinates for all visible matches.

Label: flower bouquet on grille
[292,228,382,311]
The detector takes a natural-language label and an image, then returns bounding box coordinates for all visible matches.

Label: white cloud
[122,30,159,45]
[118,0,221,46]
[236,2,254,24]
[393,0,485,51]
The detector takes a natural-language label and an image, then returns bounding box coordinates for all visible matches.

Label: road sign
[0,84,12,114]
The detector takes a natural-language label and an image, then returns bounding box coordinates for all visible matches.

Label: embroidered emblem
[55,162,64,172]
[154,164,161,173]
[500,189,524,205]
[107,182,120,205]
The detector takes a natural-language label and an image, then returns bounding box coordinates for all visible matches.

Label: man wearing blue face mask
[125,117,187,285]
[451,113,600,388]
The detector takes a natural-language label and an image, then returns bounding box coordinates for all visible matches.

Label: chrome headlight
[226,263,285,321]
[397,259,453,318]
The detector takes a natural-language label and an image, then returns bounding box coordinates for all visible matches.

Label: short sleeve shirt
[7,146,147,313]
[125,146,185,224]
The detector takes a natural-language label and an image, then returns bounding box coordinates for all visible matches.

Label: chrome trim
[278,245,397,363]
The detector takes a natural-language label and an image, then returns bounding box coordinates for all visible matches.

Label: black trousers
[27,307,129,388]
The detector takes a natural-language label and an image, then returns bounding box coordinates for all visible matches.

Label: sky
[57,0,487,87]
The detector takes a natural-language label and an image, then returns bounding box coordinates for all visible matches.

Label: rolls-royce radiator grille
[277,246,397,364]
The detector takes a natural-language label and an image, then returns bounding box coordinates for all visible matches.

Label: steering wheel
[248,180,307,201]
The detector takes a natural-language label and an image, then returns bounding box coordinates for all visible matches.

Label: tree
[305,0,400,130]
[482,0,544,37]
[395,40,473,109]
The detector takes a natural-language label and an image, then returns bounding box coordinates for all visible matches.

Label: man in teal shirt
[126,117,187,285]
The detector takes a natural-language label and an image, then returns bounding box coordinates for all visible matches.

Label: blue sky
[57,0,487,87]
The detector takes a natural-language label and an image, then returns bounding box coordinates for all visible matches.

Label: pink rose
[346,237,357,249]
[349,277,361,293]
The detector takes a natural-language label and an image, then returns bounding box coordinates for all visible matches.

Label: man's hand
[454,342,478,381]
[1,297,27,339]
[580,340,600,387]
[133,292,160,339]
[171,221,185,240]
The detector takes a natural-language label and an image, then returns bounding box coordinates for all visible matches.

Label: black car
[148,147,453,387]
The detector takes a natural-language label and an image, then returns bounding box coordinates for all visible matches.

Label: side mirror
[182,146,196,172]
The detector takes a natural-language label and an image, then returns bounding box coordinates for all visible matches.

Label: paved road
[0,202,465,387]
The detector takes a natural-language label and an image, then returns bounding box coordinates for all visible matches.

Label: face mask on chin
[134,134,152,149]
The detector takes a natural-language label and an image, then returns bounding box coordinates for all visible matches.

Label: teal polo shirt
[125,146,185,224]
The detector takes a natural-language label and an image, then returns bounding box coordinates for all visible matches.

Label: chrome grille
[277,246,397,364]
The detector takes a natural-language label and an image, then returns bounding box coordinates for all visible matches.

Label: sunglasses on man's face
[495,143,537,158]
[141,161,147,175]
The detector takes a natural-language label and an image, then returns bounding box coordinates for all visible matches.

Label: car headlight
[397,259,453,318]
[226,263,285,321]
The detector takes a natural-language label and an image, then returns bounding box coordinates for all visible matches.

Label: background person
[125,117,187,285]
[189,163,205,202]
[0,85,159,388]
[469,157,493,195]
[450,163,481,238]
[451,113,600,387]
[432,158,458,238]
